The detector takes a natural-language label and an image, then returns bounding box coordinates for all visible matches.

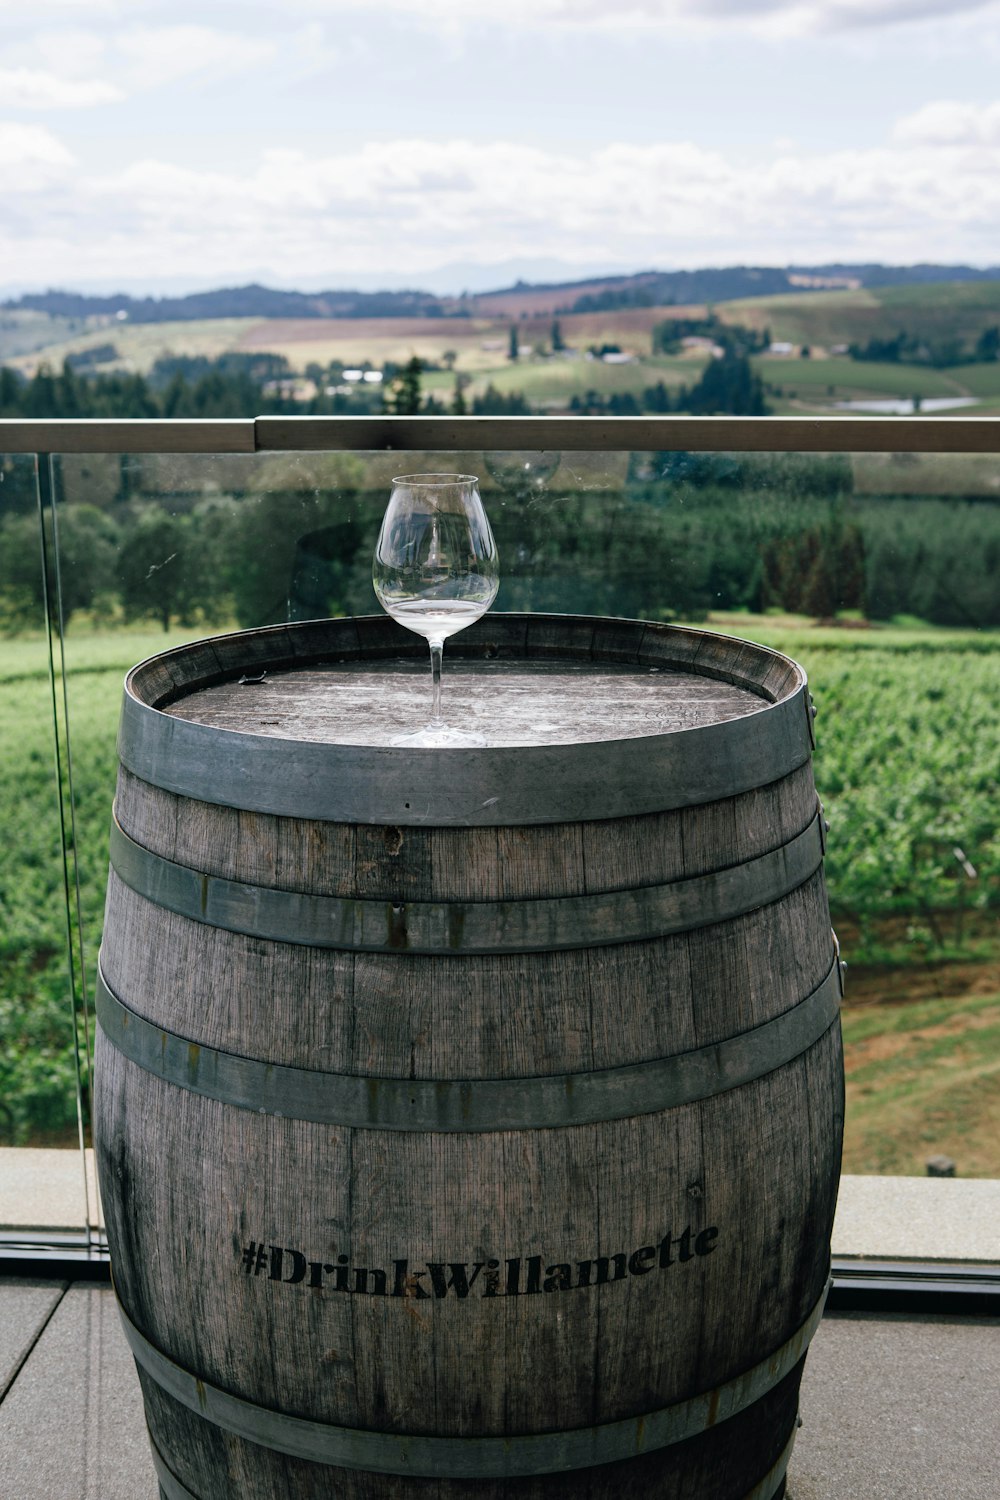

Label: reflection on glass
[0,444,996,1184]
[0,454,93,1229]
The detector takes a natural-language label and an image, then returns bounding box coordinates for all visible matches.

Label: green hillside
[6,277,1000,417]
[722,280,1000,349]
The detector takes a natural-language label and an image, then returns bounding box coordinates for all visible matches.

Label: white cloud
[0,0,123,13]
[0,122,74,196]
[893,98,1000,144]
[0,121,75,169]
[705,0,1000,36]
[275,0,1000,35]
[3,127,980,286]
[284,22,342,78]
[114,26,274,89]
[3,0,997,43]
[0,121,73,164]
[0,67,122,109]
[3,21,273,105]
[28,28,109,79]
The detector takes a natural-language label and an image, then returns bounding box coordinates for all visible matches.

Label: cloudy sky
[3,0,1000,295]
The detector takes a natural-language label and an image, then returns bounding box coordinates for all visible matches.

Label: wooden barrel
[94,613,843,1500]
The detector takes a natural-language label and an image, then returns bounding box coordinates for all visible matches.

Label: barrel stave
[96,1026,840,1437]
[96,616,842,1500]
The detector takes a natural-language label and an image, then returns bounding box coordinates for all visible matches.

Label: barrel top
[119,614,812,825]
[163,659,765,748]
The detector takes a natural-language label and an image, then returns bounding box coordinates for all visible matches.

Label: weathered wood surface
[125,614,802,717]
[119,618,812,829]
[105,763,826,1070]
[95,619,843,1500]
[139,1364,804,1499]
[163,660,766,748]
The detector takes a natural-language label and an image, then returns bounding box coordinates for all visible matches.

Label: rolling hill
[4,272,1000,420]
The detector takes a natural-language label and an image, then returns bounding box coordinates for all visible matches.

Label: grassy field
[1,609,997,1167]
[712,610,1000,1176]
[722,280,1000,349]
[849,452,1000,497]
[5,276,1000,414]
[706,611,997,653]
[0,310,88,363]
[3,317,261,378]
[841,991,1000,1176]
[754,355,1000,415]
[754,354,987,397]
[0,624,213,684]
[452,352,697,406]
[706,613,1000,958]
[8,280,1000,418]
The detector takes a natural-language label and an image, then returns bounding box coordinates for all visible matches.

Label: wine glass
[373,473,499,746]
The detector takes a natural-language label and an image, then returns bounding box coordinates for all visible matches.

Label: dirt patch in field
[842,957,1000,1007]
[844,1005,1000,1070]
[235,316,495,347]
[834,907,999,1007]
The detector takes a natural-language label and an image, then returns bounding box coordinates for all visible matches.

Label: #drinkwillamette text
[239,1224,719,1300]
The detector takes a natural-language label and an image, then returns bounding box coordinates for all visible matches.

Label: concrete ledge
[1,1152,997,1265]
[832,1174,1000,1263]
[0,1149,102,1233]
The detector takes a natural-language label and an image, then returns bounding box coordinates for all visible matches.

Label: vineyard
[1,615,997,1168]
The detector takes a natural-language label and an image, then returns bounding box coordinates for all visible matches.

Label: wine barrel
[94,613,844,1500]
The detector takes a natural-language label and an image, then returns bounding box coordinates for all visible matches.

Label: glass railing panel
[30,440,1000,1202]
[0,452,94,1234]
[610,447,999,1183]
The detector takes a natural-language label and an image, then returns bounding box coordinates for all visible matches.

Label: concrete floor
[0,1277,997,1499]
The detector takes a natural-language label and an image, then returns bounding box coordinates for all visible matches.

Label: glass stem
[429,640,444,727]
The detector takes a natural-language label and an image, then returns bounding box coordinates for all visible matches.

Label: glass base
[389,723,488,748]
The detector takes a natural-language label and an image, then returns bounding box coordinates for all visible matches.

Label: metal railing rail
[2,413,1000,453]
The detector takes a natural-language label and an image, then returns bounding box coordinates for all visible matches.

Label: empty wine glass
[373,473,499,746]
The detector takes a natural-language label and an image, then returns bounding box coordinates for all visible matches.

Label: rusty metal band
[149,1446,200,1500]
[109,809,825,956]
[148,1416,797,1500]
[117,620,812,828]
[744,1428,798,1500]
[95,952,842,1132]
[119,1282,827,1479]
[149,1445,197,1500]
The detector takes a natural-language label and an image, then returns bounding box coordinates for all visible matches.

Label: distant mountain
[477,264,1000,317]
[6,264,1000,324]
[792,263,1000,290]
[3,282,454,323]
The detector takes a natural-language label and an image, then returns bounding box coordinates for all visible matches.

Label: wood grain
[95,619,843,1500]
[161,660,766,749]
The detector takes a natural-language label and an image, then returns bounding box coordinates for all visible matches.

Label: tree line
[848,327,1000,368]
[0,334,772,427]
[567,354,767,417]
[0,354,384,421]
[2,449,996,636]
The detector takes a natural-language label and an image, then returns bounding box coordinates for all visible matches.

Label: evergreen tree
[975,326,1000,362]
[0,367,23,414]
[642,381,672,413]
[472,384,530,415]
[384,356,423,415]
[683,352,768,415]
